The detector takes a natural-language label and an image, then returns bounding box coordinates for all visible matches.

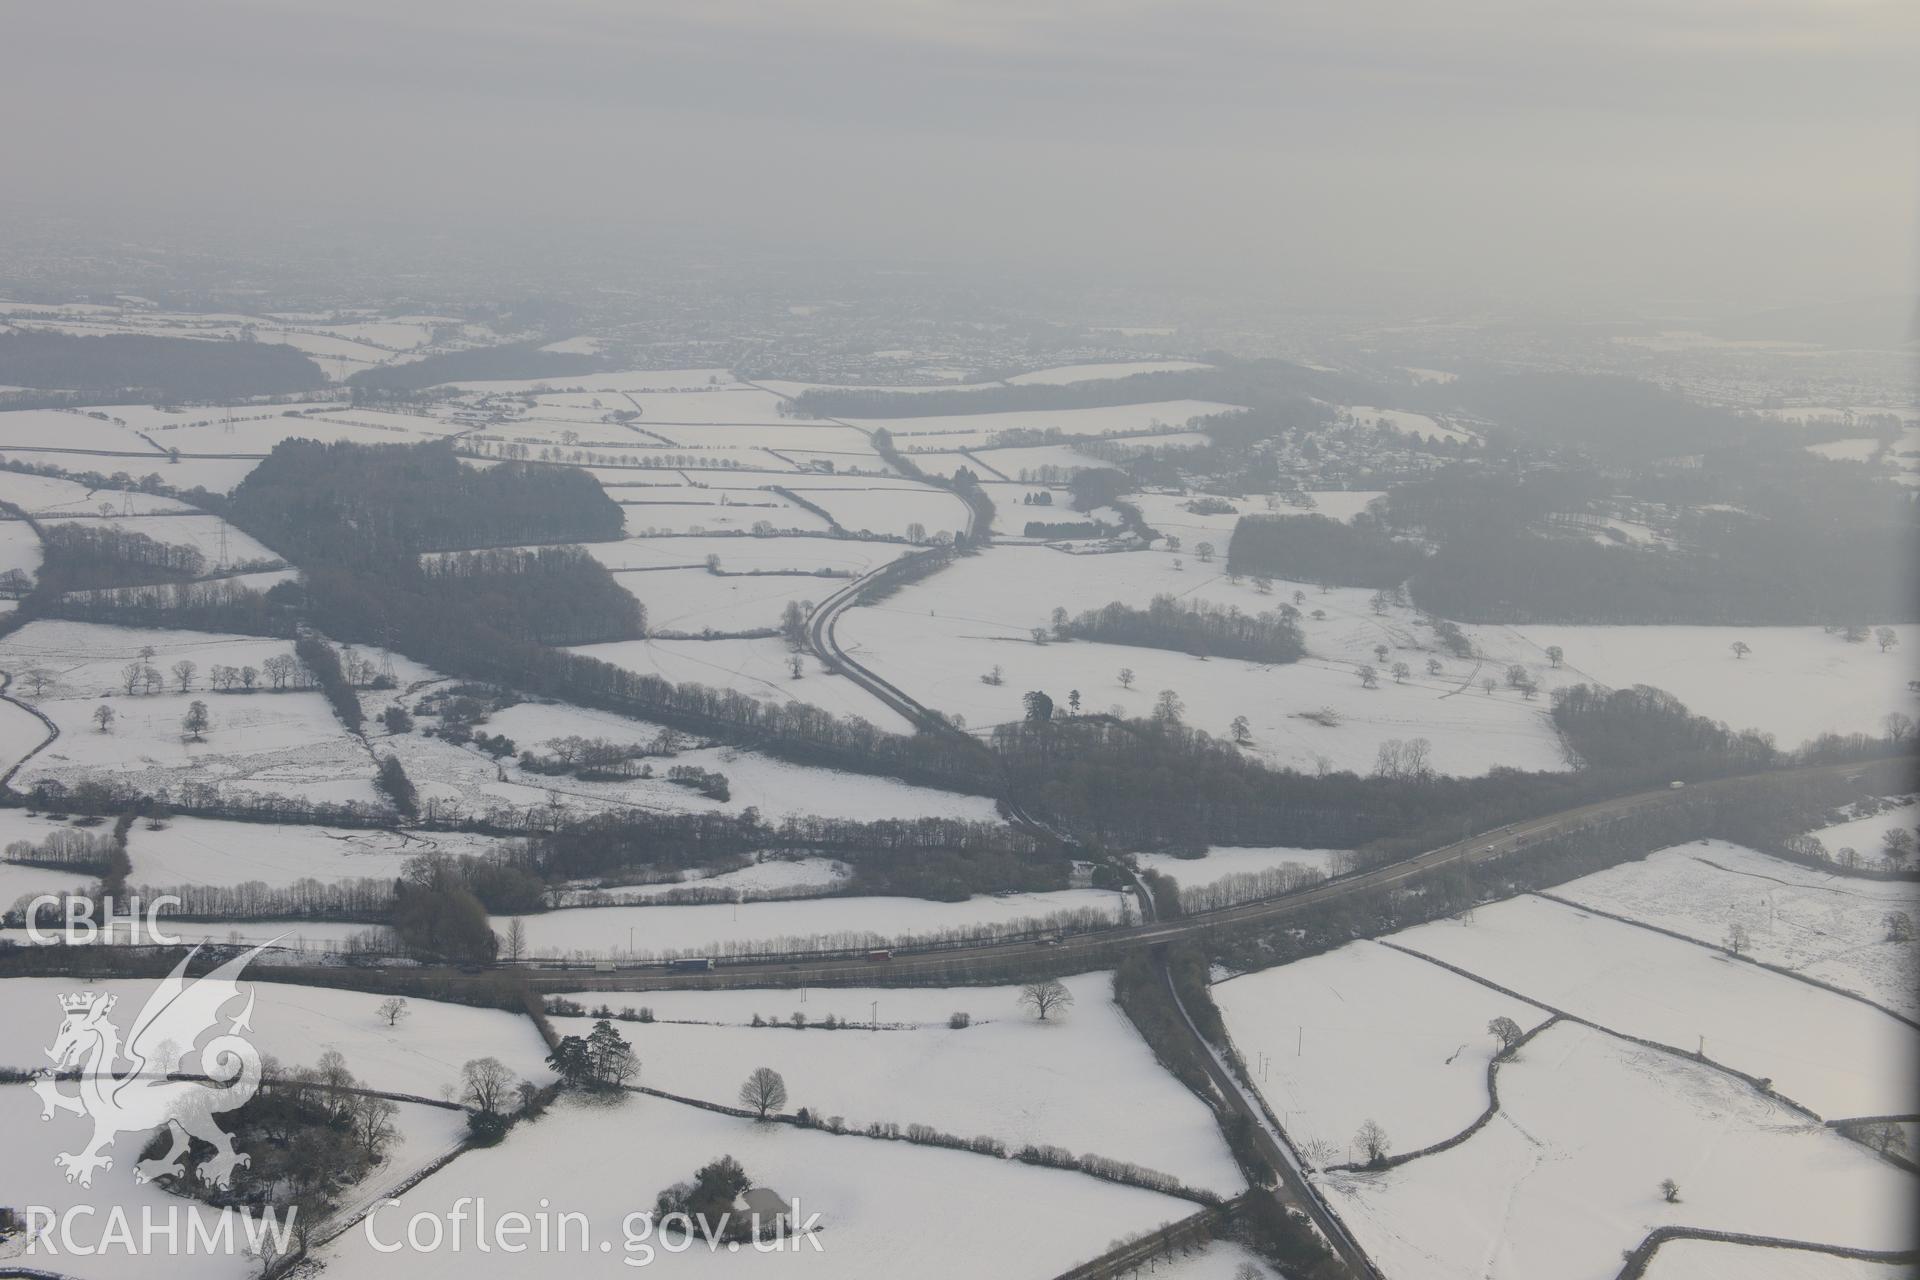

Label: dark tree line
[1550,683,1777,772]
[1385,461,1920,624]
[790,359,1362,423]
[1226,514,1426,589]
[390,856,497,962]
[345,342,605,393]
[222,440,624,567]
[38,523,207,590]
[1402,371,1788,463]
[419,546,645,645]
[44,577,301,637]
[988,697,1893,854]
[1408,522,1920,624]
[296,635,366,732]
[1062,594,1304,663]
[0,331,326,399]
[517,812,1054,900]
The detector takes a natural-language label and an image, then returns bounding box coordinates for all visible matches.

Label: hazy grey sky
[4,0,1914,309]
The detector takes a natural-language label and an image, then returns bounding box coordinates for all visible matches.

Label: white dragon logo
[31,943,274,1189]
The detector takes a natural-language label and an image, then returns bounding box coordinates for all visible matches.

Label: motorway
[534,758,1881,992]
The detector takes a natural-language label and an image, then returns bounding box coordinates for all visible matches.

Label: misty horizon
[3,0,1916,318]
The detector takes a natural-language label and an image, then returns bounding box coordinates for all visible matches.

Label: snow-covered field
[551,971,1242,1194]
[0,519,42,583]
[1005,360,1213,385]
[43,512,279,571]
[555,387,795,426]
[133,456,265,493]
[1806,437,1883,462]
[318,1090,1206,1280]
[1638,1239,1920,1280]
[566,635,914,733]
[504,887,1127,960]
[0,409,163,453]
[143,413,454,455]
[20,689,368,798]
[1338,405,1476,444]
[1801,797,1919,868]
[106,886,1127,960]
[1550,840,1920,1018]
[1216,941,1551,1159]
[0,859,90,916]
[841,609,1565,777]
[569,856,850,903]
[858,400,1239,444]
[620,566,832,633]
[123,817,459,892]
[0,621,311,700]
[0,622,381,805]
[1135,845,1351,894]
[459,699,1003,824]
[642,424,877,455]
[436,367,736,395]
[0,809,97,912]
[0,1085,466,1280]
[1391,895,1920,1118]
[790,483,972,540]
[567,533,911,577]
[618,490,832,537]
[813,545,1566,778]
[1325,1021,1914,1280]
[1127,490,1385,545]
[969,443,1142,477]
[1142,1241,1282,1279]
[0,978,553,1099]
[1478,623,1920,747]
[0,468,127,514]
[0,690,54,775]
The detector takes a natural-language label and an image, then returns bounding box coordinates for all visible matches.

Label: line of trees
[0,330,326,399]
[3,826,117,875]
[1550,683,1777,773]
[1384,462,1920,624]
[1226,514,1425,589]
[1061,594,1305,663]
[46,577,300,636]
[295,634,366,732]
[38,522,207,590]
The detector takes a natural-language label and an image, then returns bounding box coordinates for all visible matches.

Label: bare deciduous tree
[350,1093,398,1158]
[1019,979,1074,1022]
[377,997,409,1027]
[461,1057,515,1115]
[739,1066,788,1119]
[1355,1119,1391,1166]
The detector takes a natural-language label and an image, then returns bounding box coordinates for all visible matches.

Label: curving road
[803,555,950,734]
